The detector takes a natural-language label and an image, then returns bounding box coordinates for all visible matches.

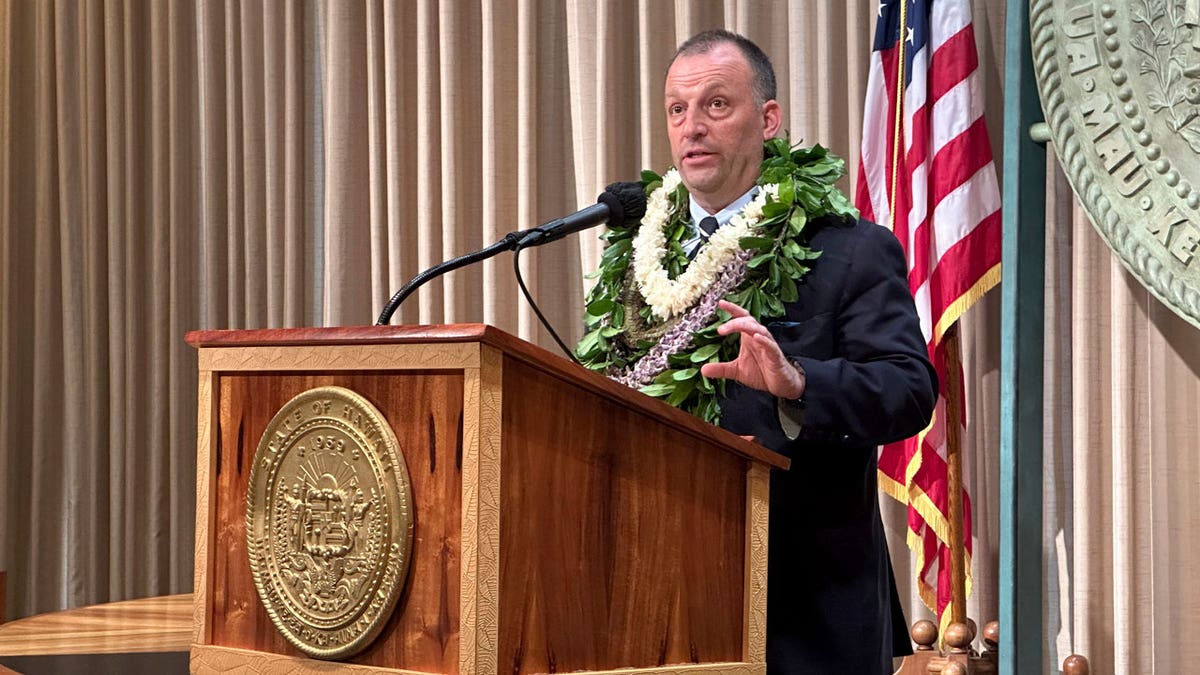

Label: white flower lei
[631,169,779,320]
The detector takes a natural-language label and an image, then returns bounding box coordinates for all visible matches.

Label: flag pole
[887,1,908,222]
[943,321,967,627]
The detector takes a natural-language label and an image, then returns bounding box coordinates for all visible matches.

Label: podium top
[188,323,514,348]
[187,323,788,470]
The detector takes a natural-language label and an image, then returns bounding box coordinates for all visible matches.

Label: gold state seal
[1033,0,1200,329]
[246,386,413,660]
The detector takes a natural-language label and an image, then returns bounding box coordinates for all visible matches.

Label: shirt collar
[688,184,760,230]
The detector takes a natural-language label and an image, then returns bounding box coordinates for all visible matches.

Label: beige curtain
[0,0,200,611]
[1041,148,1200,674]
[3,1,1198,673]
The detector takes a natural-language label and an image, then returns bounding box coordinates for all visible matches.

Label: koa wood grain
[209,371,464,672]
[497,355,747,673]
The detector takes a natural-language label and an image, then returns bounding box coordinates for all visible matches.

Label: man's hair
[669,29,777,105]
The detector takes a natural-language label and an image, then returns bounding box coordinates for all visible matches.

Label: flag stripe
[857,54,893,225]
[929,0,972,50]
[929,164,1002,258]
[930,27,979,101]
[927,212,1002,313]
[903,50,929,153]
[931,76,984,156]
[931,117,994,208]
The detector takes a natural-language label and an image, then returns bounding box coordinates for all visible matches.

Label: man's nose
[682,109,708,138]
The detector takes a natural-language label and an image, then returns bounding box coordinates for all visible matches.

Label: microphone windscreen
[599,181,648,227]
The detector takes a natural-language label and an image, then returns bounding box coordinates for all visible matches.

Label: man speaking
[579,30,937,674]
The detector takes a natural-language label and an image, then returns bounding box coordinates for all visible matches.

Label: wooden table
[0,594,191,656]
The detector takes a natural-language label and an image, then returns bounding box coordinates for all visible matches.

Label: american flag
[855,0,1002,629]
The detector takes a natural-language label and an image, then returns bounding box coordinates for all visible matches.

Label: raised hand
[699,300,805,400]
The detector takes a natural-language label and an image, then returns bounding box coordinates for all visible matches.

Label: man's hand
[699,300,806,399]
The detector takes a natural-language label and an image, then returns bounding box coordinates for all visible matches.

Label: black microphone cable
[511,238,580,364]
[505,181,646,363]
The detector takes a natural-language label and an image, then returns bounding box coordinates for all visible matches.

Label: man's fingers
[748,332,786,359]
[700,361,735,379]
[717,299,750,318]
[717,315,772,338]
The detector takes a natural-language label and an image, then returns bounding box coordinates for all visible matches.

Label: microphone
[375,181,647,326]
[516,181,647,248]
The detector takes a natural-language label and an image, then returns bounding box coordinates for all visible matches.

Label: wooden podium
[186,325,788,675]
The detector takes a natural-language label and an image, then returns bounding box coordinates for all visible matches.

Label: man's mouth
[683,150,714,161]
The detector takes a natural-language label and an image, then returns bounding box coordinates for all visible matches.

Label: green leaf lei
[575,138,859,423]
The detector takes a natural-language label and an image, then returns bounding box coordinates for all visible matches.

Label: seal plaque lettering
[247,386,413,659]
[1032,0,1200,329]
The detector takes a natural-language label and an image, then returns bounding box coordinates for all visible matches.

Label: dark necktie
[687,216,719,261]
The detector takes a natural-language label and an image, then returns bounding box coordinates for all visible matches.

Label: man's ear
[761,99,783,139]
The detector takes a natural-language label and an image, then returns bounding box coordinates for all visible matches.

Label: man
[664,30,937,673]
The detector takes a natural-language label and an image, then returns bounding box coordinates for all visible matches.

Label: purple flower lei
[610,248,753,389]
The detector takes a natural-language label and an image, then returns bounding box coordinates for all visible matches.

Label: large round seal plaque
[247,386,413,659]
[1032,0,1200,329]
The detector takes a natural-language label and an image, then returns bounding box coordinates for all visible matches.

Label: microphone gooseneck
[375,182,648,326]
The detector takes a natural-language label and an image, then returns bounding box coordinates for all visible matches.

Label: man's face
[664,43,781,214]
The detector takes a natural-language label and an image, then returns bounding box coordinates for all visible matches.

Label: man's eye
[669,104,685,115]
[710,99,727,109]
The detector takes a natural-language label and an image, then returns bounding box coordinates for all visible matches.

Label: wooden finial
[911,619,938,651]
[944,622,973,654]
[982,620,999,650]
[1062,654,1090,675]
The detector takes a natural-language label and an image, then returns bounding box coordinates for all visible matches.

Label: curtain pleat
[198,0,229,326]
[30,0,64,611]
[170,0,201,593]
[1042,149,1075,668]
[514,0,541,339]
[222,0,245,325]
[280,1,306,327]
[261,1,285,326]
[321,1,369,327]
[54,0,86,604]
[80,0,112,601]
[1151,306,1200,672]
[5,4,1200,674]
[634,2,672,171]
[438,0,483,324]
[480,0,520,331]
[364,0,387,317]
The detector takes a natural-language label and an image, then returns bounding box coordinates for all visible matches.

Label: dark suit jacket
[718,215,937,675]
